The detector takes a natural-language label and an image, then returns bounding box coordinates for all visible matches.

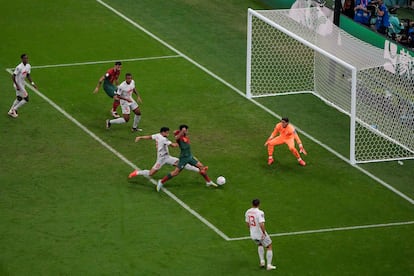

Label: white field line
[229,220,414,241]
[5,68,230,241]
[97,0,414,206]
[22,55,181,70]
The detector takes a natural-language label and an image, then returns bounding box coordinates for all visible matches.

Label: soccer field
[1,0,413,275]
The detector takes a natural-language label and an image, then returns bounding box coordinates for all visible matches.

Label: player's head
[252,199,260,207]
[125,73,133,84]
[160,127,170,136]
[179,124,189,131]
[114,61,122,71]
[21,54,28,64]
[281,117,289,128]
[179,124,189,136]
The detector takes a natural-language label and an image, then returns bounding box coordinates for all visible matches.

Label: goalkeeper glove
[299,144,307,155]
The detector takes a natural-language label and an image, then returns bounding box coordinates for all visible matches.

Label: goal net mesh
[247,8,414,163]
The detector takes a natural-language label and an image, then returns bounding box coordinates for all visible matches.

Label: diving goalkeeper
[264,117,307,166]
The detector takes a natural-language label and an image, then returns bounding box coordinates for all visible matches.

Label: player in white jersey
[245,199,276,270]
[105,73,143,131]
[128,127,200,179]
[8,54,37,118]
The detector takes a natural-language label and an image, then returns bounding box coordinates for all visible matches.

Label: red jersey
[105,68,120,84]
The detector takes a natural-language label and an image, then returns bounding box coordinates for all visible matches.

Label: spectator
[354,0,372,25]
[387,8,404,39]
[375,0,391,34]
[342,0,356,19]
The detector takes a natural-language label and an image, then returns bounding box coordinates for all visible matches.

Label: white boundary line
[96,0,414,206]
[25,55,181,69]
[229,220,414,241]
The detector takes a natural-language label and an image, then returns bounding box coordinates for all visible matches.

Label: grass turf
[0,0,413,275]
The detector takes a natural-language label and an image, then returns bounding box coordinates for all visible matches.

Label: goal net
[247,8,414,164]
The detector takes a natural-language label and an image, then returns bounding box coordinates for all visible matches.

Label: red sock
[200,173,211,182]
[162,174,173,183]
[112,100,120,112]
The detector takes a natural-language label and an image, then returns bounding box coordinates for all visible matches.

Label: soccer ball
[216,176,226,185]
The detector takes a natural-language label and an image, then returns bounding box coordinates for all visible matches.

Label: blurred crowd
[341,0,414,49]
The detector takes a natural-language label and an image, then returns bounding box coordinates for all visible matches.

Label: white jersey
[152,133,172,158]
[116,80,136,102]
[13,62,31,90]
[245,207,266,240]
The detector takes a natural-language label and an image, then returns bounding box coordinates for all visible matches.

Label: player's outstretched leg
[198,165,217,187]
[111,100,120,118]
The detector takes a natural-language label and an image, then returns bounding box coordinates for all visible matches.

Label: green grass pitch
[1,0,413,275]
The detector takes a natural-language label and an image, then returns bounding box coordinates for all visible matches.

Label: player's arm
[175,128,187,140]
[265,125,279,145]
[26,73,37,89]
[115,88,131,102]
[134,135,152,142]
[12,74,20,90]
[133,88,143,103]
[259,222,267,237]
[293,130,307,155]
[170,142,179,148]
[94,75,105,93]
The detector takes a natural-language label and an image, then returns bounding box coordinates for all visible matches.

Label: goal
[246,8,414,164]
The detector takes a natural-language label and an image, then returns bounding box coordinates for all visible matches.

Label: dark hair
[179,124,189,130]
[281,117,289,123]
[125,73,132,78]
[160,127,170,133]
[252,199,260,207]
[115,61,122,66]
[20,54,27,59]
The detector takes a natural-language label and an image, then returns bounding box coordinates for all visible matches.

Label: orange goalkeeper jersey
[271,122,302,143]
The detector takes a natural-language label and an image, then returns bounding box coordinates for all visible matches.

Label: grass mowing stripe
[96,0,414,206]
[5,68,230,241]
[26,55,182,69]
[229,220,414,241]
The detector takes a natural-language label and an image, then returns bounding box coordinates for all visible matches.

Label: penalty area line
[229,220,414,241]
[5,68,230,242]
[14,55,182,70]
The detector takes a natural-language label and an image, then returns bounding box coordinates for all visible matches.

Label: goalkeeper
[264,117,307,166]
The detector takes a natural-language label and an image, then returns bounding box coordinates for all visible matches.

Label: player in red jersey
[264,117,307,166]
[93,61,122,118]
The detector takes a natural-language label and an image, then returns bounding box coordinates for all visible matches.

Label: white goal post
[246,8,414,164]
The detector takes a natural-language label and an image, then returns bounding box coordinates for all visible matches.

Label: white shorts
[14,84,28,98]
[253,233,272,247]
[151,155,179,171]
[120,100,138,115]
